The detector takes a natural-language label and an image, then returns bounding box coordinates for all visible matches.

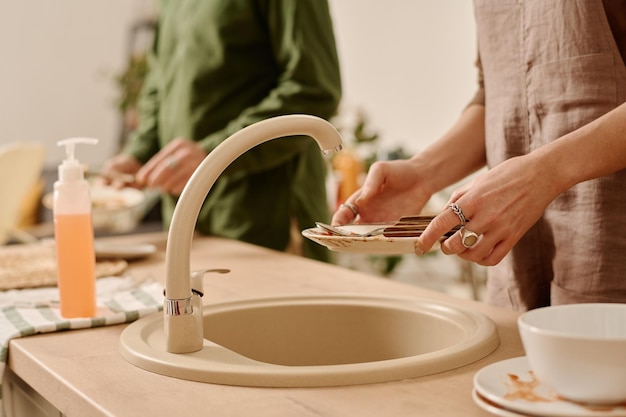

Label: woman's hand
[417,153,560,264]
[331,158,433,225]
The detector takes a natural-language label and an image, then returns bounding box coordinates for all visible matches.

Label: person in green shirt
[102,0,342,262]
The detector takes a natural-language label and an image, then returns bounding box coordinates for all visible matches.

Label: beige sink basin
[120,294,499,387]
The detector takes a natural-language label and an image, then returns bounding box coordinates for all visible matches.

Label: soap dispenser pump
[53,137,98,318]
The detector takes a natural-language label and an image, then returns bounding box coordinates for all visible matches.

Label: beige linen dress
[472,0,626,310]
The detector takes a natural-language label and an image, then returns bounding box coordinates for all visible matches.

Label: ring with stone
[460,227,479,248]
[448,203,467,226]
[340,202,358,217]
[166,156,179,169]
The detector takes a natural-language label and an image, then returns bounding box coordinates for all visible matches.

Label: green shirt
[124,0,342,261]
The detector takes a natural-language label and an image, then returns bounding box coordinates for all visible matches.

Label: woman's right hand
[331,158,433,225]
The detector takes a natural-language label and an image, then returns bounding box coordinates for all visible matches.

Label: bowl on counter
[43,184,146,233]
[518,303,626,405]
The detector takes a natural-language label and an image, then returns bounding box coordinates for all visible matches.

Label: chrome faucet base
[164,298,194,316]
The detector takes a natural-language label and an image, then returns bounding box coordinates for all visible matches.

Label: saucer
[472,388,529,417]
[473,357,626,417]
[302,225,437,255]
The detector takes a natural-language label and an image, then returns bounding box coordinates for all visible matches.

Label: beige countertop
[7,232,523,417]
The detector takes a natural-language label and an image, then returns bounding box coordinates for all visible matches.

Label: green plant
[114,53,148,114]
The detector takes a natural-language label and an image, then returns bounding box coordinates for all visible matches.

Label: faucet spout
[164,114,343,353]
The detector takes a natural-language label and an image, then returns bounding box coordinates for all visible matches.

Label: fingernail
[414,242,424,256]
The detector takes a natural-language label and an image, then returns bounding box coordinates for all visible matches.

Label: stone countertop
[6,232,522,417]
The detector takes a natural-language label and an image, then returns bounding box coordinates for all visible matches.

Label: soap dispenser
[53,137,98,318]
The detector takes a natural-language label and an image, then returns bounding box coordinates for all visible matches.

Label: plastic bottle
[53,138,98,318]
[332,150,364,208]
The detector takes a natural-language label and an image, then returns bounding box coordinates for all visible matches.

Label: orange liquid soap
[53,137,99,318]
[54,213,96,318]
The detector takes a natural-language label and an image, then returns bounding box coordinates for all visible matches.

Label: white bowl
[43,185,146,233]
[518,303,626,405]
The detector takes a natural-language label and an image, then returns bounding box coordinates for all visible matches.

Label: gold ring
[341,202,358,217]
[461,227,479,248]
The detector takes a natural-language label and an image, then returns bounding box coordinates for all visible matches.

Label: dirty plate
[473,357,626,417]
[302,224,438,255]
[472,389,529,417]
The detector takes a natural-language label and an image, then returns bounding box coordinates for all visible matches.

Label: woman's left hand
[416,153,561,265]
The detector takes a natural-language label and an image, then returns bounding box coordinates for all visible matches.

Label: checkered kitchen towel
[0,276,163,398]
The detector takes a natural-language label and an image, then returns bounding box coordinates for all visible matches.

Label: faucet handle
[164,268,229,315]
[190,268,230,298]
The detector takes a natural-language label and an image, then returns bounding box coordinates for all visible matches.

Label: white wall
[329,1,477,153]
[0,0,155,170]
[0,1,476,170]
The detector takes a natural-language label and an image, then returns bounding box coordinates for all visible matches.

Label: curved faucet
[164,114,344,353]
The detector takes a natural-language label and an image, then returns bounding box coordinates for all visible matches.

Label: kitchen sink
[120,294,499,387]
[119,116,497,387]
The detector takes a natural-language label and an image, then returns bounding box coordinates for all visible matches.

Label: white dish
[94,242,157,260]
[518,303,626,404]
[43,185,144,212]
[473,357,626,417]
[43,185,146,232]
[302,224,435,255]
[472,388,529,417]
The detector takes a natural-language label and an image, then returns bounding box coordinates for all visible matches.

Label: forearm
[537,102,626,193]
[411,103,487,194]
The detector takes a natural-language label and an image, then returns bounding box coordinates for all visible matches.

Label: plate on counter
[94,241,157,260]
[473,356,626,417]
[302,224,437,255]
[472,389,530,417]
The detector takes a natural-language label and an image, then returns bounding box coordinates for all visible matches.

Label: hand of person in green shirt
[100,154,142,189]
[134,138,208,196]
[101,137,207,196]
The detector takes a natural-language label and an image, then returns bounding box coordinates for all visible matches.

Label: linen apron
[473,0,626,310]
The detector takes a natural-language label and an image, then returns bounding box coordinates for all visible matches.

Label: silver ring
[461,227,479,248]
[166,157,178,169]
[448,203,467,226]
[341,202,358,217]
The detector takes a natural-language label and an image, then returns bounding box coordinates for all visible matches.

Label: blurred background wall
[0,1,476,170]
